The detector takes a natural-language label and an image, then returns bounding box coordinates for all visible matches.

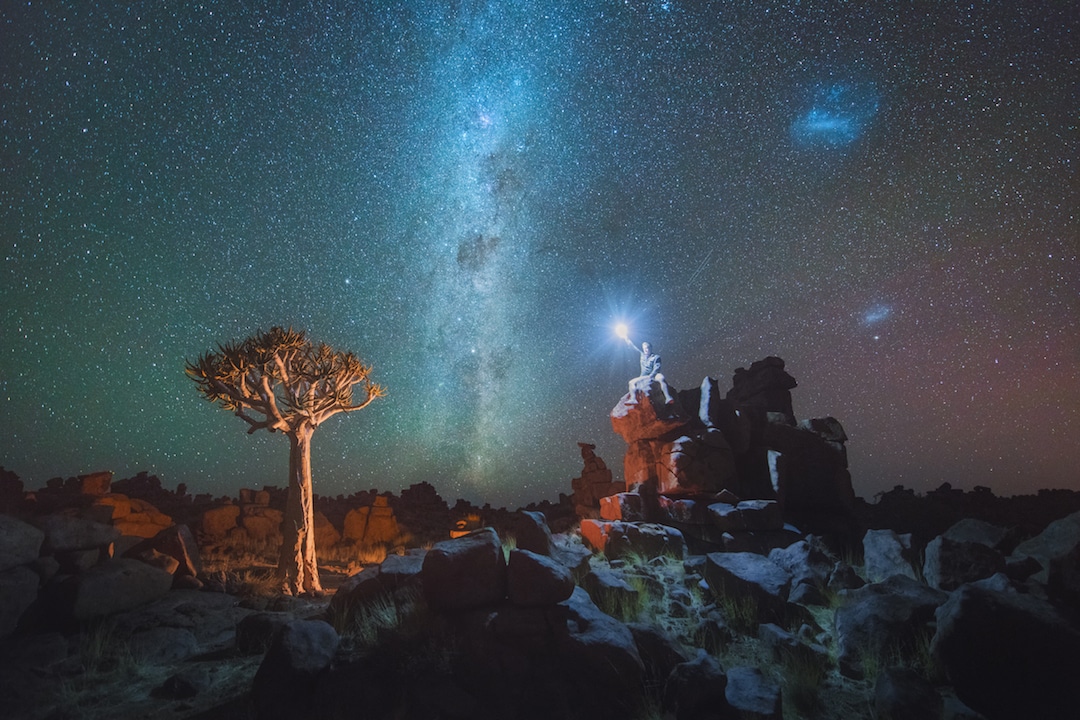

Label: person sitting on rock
[623,337,675,404]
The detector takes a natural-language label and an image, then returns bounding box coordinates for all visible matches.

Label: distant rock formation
[342,495,400,545]
[570,442,621,518]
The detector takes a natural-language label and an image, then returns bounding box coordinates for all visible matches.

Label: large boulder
[933,582,1080,719]
[708,500,784,533]
[703,551,792,624]
[582,567,641,617]
[239,506,282,541]
[611,383,691,445]
[125,524,202,579]
[768,538,835,590]
[580,520,686,561]
[1011,510,1080,600]
[201,504,240,539]
[922,535,1006,591]
[60,558,174,620]
[0,565,39,638]
[663,649,731,720]
[571,442,622,518]
[127,626,201,665]
[834,574,948,678]
[875,666,943,720]
[421,527,507,610]
[561,584,644,668]
[657,432,737,496]
[506,549,574,606]
[35,513,120,553]
[629,622,691,687]
[726,356,797,422]
[112,497,173,539]
[507,511,555,556]
[942,518,1010,550]
[726,666,782,720]
[758,418,858,542]
[342,497,400,544]
[313,511,340,549]
[253,620,340,720]
[0,514,45,572]
[863,528,918,583]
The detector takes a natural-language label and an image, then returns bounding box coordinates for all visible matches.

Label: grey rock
[236,612,292,655]
[726,666,782,719]
[327,565,385,619]
[834,574,948,679]
[863,528,918,582]
[827,561,865,592]
[942,518,1010,550]
[377,552,425,590]
[769,538,834,588]
[0,514,45,572]
[923,535,1006,591]
[253,620,340,720]
[703,551,792,623]
[507,548,574,606]
[35,513,120,553]
[582,566,640,615]
[933,582,1080,719]
[629,622,690,685]
[1011,510,1080,600]
[127,626,200,664]
[0,565,39,638]
[124,524,202,578]
[875,666,943,720]
[605,521,687,561]
[508,511,555,556]
[558,587,645,699]
[422,527,507,610]
[63,558,173,620]
[663,649,731,720]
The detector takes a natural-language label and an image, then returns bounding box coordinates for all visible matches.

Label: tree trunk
[279,424,322,595]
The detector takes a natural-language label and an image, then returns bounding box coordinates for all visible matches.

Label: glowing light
[615,322,629,340]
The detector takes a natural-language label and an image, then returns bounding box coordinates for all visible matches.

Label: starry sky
[2,1,1078,508]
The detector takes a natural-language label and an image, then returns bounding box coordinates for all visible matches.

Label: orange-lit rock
[610,382,691,445]
[201,504,240,539]
[571,442,622,518]
[92,493,132,520]
[343,497,399,544]
[313,510,340,548]
[343,506,370,541]
[240,507,283,541]
[364,496,398,543]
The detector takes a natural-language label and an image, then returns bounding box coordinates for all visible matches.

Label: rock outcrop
[602,357,858,556]
[570,442,621,518]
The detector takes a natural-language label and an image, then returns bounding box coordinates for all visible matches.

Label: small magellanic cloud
[792,82,879,148]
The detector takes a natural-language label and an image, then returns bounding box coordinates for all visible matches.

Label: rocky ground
[3,503,1079,719]
[3,359,1079,719]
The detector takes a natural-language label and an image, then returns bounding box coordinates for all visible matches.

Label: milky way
[2,1,1077,506]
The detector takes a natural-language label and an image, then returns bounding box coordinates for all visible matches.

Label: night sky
[2,1,1077,508]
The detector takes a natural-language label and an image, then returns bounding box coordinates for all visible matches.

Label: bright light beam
[615,322,629,340]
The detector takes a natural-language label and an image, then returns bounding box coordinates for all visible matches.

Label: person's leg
[656,373,675,404]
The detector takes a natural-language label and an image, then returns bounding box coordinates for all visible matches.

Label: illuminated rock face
[342,495,400,544]
[608,358,860,549]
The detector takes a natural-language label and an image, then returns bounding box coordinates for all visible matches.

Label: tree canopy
[186,326,385,434]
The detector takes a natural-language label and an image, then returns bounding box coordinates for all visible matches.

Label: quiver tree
[186,326,385,595]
